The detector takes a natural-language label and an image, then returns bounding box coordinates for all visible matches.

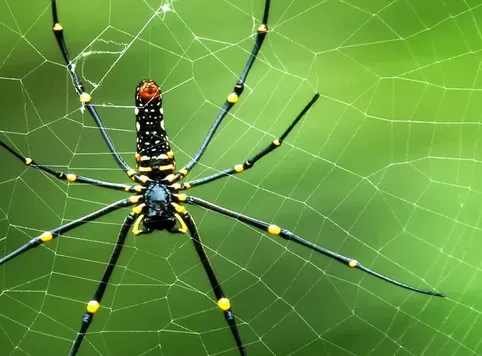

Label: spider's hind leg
[173,93,320,191]
[69,211,137,355]
[183,194,445,298]
[175,205,247,355]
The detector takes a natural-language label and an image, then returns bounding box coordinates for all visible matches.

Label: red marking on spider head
[137,80,161,103]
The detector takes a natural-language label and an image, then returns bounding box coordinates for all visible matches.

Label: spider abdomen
[135,80,176,178]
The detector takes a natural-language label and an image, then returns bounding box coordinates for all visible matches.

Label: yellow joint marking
[40,231,53,242]
[179,168,188,176]
[139,166,153,172]
[184,183,191,189]
[135,153,141,161]
[129,195,142,204]
[348,260,358,268]
[175,194,188,202]
[66,173,77,182]
[87,300,100,314]
[134,185,143,193]
[227,93,239,104]
[267,225,281,235]
[258,23,268,33]
[127,169,136,177]
[235,84,243,88]
[124,186,130,192]
[132,214,145,235]
[79,92,92,103]
[139,175,149,184]
[234,164,244,173]
[245,161,252,167]
[53,23,63,31]
[158,164,174,171]
[171,183,181,190]
[217,298,231,311]
[25,158,32,165]
[165,174,176,183]
[172,202,187,214]
[272,139,281,146]
[174,213,188,233]
[132,203,145,215]
[140,155,150,161]
[167,150,174,159]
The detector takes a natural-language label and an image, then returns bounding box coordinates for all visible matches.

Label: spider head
[143,209,177,232]
[136,79,161,104]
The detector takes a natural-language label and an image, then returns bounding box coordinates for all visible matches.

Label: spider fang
[132,214,145,235]
[173,213,188,233]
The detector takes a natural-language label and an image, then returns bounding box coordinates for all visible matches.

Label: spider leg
[173,93,319,191]
[173,204,246,355]
[0,196,141,265]
[161,0,271,185]
[69,212,136,356]
[50,0,148,185]
[0,139,145,194]
[176,194,445,297]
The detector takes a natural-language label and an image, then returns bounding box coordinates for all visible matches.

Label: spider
[0,0,445,355]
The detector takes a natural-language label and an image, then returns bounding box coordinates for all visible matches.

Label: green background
[1,0,481,355]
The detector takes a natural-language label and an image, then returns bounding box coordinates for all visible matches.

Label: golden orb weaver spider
[0,0,445,355]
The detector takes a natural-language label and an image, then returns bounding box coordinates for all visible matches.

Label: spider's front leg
[0,139,144,193]
[172,93,320,191]
[172,202,247,355]
[161,0,271,185]
[50,0,147,185]
[69,210,139,356]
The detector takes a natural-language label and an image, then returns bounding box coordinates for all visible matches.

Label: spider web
[0,0,480,355]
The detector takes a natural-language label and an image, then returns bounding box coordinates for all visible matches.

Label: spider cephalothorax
[133,181,184,235]
[0,1,445,355]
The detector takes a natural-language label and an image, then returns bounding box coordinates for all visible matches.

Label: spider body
[139,181,178,234]
[0,1,444,355]
[134,79,175,178]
